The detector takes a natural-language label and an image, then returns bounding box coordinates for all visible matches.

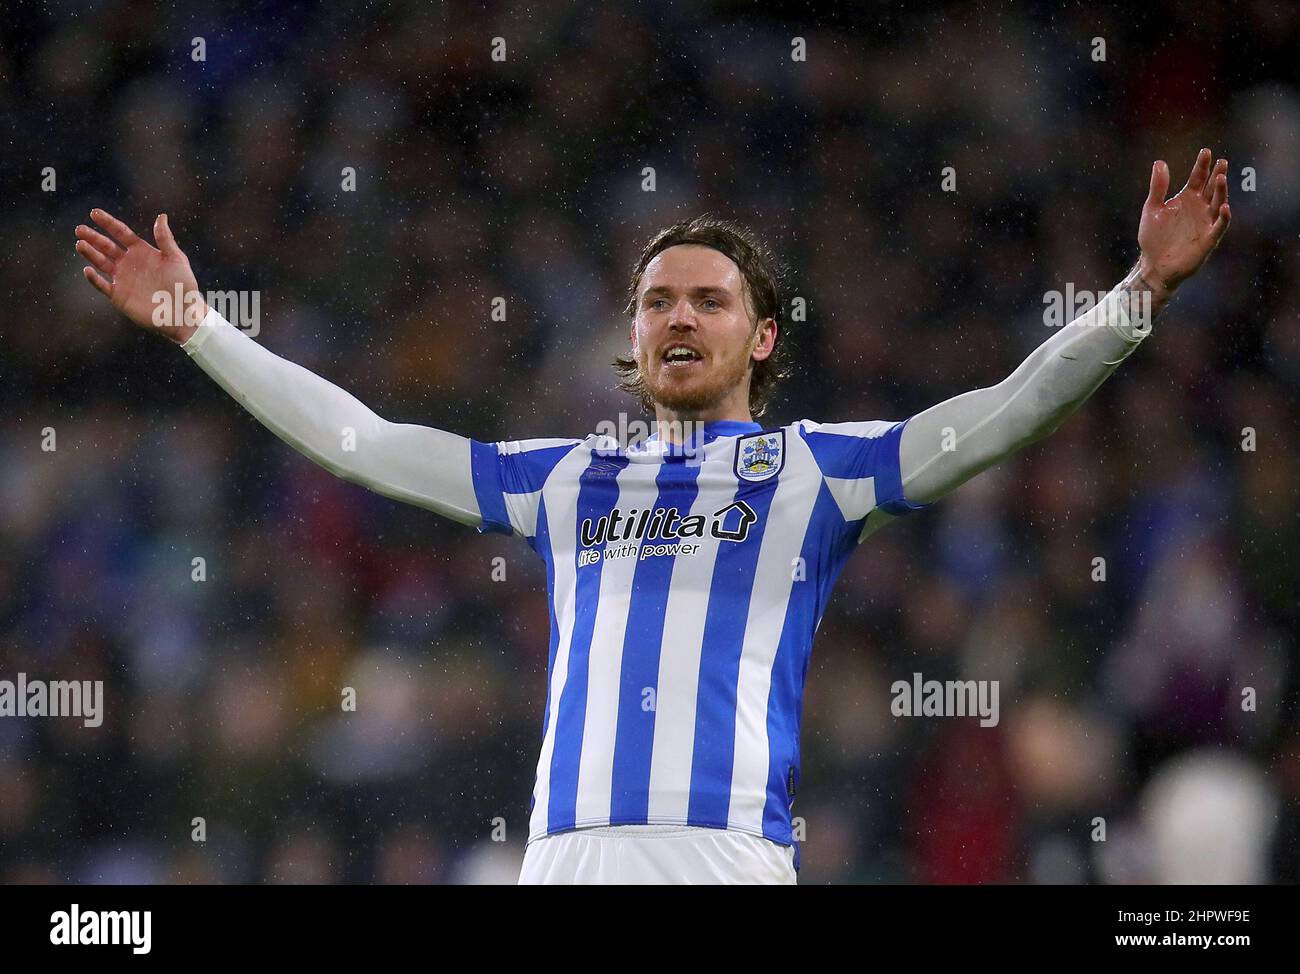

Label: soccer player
[75,150,1231,884]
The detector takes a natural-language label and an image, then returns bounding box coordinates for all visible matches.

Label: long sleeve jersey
[183,287,1146,846]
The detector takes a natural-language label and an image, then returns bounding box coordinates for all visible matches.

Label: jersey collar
[643,419,763,444]
[699,420,763,438]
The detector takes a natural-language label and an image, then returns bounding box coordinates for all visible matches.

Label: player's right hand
[76,210,204,344]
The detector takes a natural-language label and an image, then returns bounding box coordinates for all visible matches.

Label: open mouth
[662,344,704,369]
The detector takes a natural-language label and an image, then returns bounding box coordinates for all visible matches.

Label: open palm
[76,209,202,341]
[1139,148,1232,291]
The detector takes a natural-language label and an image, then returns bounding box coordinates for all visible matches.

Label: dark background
[0,0,1296,883]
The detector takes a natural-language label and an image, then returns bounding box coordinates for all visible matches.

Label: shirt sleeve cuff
[1101,287,1153,344]
[181,306,235,357]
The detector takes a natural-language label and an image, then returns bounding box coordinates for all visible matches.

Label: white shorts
[518,824,797,885]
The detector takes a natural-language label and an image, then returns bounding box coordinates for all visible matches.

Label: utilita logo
[580,501,757,548]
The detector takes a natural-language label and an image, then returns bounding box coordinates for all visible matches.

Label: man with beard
[75,149,1231,883]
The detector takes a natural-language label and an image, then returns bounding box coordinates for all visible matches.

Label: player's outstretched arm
[898,149,1232,506]
[75,210,484,526]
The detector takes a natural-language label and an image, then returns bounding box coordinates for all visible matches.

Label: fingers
[75,224,125,260]
[1209,170,1228,212]
[1211,203,1232,243]
[89,208,141,251]
[1203,158,1228,203]
[75,239,116,275]
[1186,147,1212,194]
[1146,159,1170,208]
[153,213,182,258]
[82,265,113,298]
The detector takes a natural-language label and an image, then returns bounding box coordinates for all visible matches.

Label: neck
[652,403,756,444]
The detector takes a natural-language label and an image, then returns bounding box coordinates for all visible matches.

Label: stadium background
[1,1,1297,884]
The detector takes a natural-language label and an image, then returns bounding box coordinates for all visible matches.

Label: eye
[700,298,720,310]
[650,298,669,311]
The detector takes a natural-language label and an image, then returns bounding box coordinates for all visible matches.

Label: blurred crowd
[1,0,1297,884]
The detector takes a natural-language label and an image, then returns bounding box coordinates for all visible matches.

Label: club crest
[735,430,785,482]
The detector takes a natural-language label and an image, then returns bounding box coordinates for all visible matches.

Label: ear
[629,319,640,355]
[750,317,777,362]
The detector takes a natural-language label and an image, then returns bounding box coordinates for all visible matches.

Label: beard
[640,347,752,415]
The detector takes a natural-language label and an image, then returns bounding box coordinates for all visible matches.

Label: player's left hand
[1137,148,1232,297]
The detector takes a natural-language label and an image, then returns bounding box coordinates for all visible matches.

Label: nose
[668,297,697,330]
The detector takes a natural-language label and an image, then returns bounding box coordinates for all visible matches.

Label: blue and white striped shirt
[470,418,923,847]
[186,294,1146,852]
